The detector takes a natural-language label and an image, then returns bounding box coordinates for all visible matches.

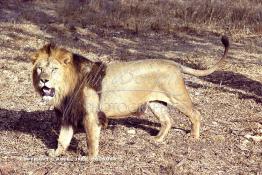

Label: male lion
[31,36,229,158]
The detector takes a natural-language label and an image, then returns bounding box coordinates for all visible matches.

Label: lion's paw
[47,149,64,157]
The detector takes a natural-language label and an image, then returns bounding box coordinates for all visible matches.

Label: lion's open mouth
[41,86,55,97]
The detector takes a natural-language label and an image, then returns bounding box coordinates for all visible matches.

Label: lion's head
[31,44,78,105]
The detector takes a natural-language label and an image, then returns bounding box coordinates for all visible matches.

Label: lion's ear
[30,52,39,64]
[41,43,55,55]
[62,52,73,65]
[30,43,55,64]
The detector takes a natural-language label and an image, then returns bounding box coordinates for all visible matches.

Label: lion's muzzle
[41,86,55,97]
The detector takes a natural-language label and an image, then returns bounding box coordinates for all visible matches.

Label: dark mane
[56,53,107,128]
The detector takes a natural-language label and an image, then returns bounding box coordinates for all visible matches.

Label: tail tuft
[180,36,229,77]
[221,35,229,48]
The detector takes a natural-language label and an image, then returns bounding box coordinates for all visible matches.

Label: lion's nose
[40,79,49,83]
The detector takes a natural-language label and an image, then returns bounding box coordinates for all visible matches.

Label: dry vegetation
[58,0,262,35]
[0,0,261,174]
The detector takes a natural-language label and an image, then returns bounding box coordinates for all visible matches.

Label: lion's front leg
[48,124,74,157]
[83,113,101,158]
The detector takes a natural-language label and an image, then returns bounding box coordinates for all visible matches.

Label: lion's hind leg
[148,101,172,142]
[163,77,201,139]
[169,97,201,139]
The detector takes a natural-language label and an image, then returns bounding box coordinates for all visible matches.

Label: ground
[0,1,261,175]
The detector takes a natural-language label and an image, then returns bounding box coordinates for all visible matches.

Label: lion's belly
[99,90,149,117]
[99,87,171,118]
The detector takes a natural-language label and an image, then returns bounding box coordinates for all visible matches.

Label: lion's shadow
[0,108,59,149]
[0,108,186,152]
[187,71,262,104]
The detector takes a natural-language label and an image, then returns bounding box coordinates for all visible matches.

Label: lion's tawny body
[31,36,229,158]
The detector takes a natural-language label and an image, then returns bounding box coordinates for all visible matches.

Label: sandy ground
[0,1,261,175]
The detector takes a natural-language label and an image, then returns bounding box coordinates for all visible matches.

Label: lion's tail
[180,36,229,77]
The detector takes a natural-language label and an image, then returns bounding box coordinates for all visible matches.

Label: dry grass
[57,0,262,35]
[0,0,261,174]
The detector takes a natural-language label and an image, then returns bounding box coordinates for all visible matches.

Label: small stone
[245,134,262,142]
[212,121,218,125]
[195,91,201,96]
[127,129,136,135]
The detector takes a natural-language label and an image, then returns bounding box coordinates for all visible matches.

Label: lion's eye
[36,67,42,75]
[52,67,58,73]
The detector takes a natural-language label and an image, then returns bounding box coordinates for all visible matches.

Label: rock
[127,129,136,135]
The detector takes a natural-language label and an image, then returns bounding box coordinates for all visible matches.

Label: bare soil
[0,1,261,175]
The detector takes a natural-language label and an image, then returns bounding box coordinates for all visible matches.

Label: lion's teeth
[43,88,50,94]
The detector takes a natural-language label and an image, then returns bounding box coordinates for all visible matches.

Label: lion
[31,36,229,158]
